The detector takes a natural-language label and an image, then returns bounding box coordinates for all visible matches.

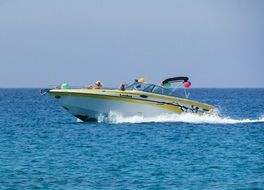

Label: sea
[0,88,263,189]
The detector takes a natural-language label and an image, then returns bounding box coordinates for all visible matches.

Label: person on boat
[133,77,145,90]
[138,77,145,83]
[119,83,125,91]
[87,81,102,89]
[94,81,102,89]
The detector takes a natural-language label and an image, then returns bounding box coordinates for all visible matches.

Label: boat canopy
[161,77,189,85]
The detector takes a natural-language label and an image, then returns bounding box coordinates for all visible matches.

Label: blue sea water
[0,89,263,189]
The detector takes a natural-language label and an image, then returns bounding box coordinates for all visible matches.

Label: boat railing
[42,83,190,99]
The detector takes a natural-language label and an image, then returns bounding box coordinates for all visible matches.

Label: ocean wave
[97,111,264,124]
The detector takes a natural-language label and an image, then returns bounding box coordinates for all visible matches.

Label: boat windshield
[125,82,185,98]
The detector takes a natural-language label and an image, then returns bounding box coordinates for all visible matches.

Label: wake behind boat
[41,77,215,122]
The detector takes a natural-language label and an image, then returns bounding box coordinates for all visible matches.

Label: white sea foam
[76,118,84,122]
[97,111,264,124]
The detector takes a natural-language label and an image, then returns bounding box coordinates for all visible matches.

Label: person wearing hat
[94,81,102,89]
[138,77,145,83]
[87,81,102,89]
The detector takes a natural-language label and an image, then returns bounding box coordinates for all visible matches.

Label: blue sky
[0,0,263,88]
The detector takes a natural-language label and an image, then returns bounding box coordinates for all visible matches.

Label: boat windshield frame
[125,82,184,98]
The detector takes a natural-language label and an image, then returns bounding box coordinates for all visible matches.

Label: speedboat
[41,77,215,121]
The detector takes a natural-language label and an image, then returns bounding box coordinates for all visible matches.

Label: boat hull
[48,89,214,121]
